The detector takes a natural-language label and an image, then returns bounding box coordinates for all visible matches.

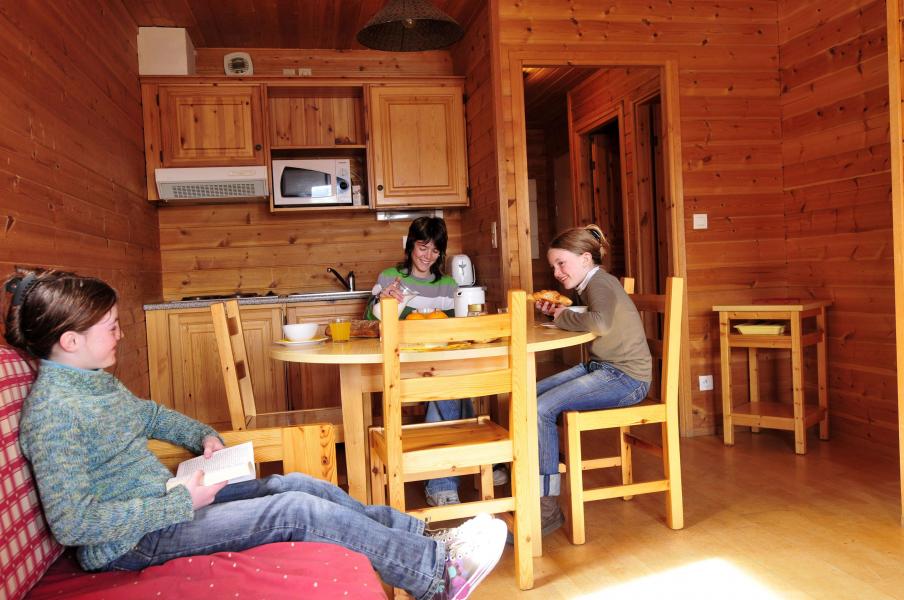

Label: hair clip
[6,273,37,307]
[587,228,602,242]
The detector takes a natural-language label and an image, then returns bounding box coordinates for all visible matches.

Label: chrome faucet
[327,267,356,291]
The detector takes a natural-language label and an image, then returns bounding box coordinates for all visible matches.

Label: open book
[165,441,255,491]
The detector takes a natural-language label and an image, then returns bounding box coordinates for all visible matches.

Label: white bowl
[567,306,588,313]
[283,322,319,341]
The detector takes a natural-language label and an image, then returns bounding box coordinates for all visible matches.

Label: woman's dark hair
[398,217,448,282]
[549,224,610,266]
[3,270,118,359]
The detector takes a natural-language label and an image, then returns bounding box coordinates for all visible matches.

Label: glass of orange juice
[329,317,351,342]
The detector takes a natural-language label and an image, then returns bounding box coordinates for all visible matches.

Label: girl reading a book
[3,269,506,600]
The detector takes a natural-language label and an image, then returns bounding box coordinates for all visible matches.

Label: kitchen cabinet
[158,85,265,166]
[265,84,369,213]
[284,300,367,411]
[367,83,469,208]
[147,305,285,429]
[141,83,265,200]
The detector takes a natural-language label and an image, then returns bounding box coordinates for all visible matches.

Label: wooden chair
[369,290,533,590]
[560,276,685,544]
[148,423,338,484]
[210,300,344,441]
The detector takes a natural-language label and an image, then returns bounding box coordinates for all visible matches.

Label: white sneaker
[429,513,493,545]
[432,515,507,600]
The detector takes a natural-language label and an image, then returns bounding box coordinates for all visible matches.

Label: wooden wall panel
[780,0,895,455]
[449,3,506,309]
[0,2,157,397]
[158,204,463,301]
[495,0,786,436]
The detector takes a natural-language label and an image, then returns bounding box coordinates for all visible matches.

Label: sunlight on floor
[574,558,784,600]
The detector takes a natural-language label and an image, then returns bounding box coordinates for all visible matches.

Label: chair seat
[567,397,666,430]
[249,407,345,443]
[371,417,512,476]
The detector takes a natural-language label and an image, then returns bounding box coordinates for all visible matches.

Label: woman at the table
[532,224,652,536]
[365,217,495,507]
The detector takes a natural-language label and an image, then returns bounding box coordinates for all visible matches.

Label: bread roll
[527,290,573,306]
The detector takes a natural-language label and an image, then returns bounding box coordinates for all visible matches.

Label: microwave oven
[272,158,352,207]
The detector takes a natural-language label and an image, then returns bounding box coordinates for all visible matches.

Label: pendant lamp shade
[357,0,464,52]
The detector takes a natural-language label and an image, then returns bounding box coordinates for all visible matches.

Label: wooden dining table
[270,324,595,556]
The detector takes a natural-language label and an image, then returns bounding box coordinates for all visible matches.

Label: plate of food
[275,336,328,346]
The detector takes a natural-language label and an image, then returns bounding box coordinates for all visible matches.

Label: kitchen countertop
[143,290,372,311]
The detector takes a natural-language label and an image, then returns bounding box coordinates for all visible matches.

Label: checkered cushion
[0,346,63,600]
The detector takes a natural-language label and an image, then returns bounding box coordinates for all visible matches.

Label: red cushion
[28,542,386,599]
[0,346,64,600]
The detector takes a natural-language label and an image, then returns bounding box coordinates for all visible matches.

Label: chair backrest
[211,300,257,430]
[378,289,527,441]
[630,277,684,406]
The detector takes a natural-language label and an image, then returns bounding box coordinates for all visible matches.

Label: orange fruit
[426,310,449,319]
[405,311,427,320]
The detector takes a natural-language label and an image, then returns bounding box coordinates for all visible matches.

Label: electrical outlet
[698,374,714,391]
[402,235,407,249]
[298,67,313,76]
[282,68,296,76]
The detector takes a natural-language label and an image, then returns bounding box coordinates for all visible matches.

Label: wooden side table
[712,301,831,454]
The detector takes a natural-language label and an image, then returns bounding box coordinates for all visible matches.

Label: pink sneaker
[432,515,506,600]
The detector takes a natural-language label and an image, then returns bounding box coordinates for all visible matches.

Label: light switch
[692,213,708,230]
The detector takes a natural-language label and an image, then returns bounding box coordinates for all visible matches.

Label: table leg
[817,307,830,440]
[748,348,760,433]
[719,313,734,446]
[340,364,369,502]
[526,354,542,557]
[790,314,806,454]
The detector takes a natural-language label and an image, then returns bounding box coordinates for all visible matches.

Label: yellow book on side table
[165,441,255,491]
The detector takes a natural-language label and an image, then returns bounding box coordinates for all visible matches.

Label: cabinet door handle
[377,184,384,191]
[254,144,262,151]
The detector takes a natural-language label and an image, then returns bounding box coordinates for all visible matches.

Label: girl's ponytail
[550,224,610,265]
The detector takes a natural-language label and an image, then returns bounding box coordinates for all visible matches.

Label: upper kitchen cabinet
[267,85,365,149]
[367,83,469,208]
[157,85,265,166]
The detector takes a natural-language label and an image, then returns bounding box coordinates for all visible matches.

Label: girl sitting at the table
[366,217,507,507]
[4,268,506,600]
[532,224,652,536]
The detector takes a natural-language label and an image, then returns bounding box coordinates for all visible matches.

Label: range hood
[155,166,268,201]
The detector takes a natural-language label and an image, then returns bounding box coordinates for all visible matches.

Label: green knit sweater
[19,360,220,571]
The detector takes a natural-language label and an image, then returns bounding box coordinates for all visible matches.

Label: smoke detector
[224,52,253,76]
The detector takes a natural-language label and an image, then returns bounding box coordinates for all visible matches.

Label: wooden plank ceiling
[122,0,483,49]
[523,66,602,125]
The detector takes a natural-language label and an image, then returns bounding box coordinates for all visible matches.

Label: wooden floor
[476,429,904,599]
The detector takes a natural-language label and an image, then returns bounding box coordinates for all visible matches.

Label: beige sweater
[553,269,652,383]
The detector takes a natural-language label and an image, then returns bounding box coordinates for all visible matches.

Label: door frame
[507,50,693,435]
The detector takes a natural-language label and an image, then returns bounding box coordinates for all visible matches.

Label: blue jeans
[538,362,650,496]
[105,473,445,600]
[424,399,474,496]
